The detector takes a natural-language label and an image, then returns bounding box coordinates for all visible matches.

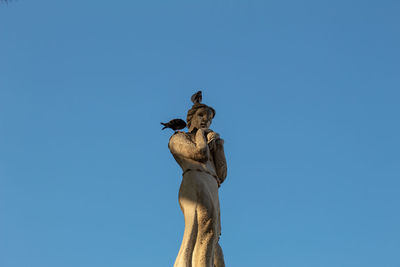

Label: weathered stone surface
[167,91,227,267]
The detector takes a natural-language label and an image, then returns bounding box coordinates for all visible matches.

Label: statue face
[191,107,213,130]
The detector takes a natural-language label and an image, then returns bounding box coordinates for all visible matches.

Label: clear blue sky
[1,1,399,266]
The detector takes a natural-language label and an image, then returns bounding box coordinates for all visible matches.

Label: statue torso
[169,131,218,177]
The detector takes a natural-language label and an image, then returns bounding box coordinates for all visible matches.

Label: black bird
[191,90,202,104]
[161,119,187,131]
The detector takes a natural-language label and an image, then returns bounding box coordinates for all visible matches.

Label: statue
[164,91,227,267]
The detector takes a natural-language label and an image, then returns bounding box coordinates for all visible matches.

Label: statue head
[186,91,216,132]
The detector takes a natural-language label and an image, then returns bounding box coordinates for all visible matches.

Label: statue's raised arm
[210,136,227,185]
[169,128,209,163]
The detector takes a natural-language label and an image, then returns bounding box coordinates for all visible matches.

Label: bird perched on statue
[191,90,202,104]
[161,119,187,131]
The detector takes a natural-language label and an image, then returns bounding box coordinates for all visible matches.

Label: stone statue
[167,91,227,267]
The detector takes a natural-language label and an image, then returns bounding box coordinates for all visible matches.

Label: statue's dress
[169,131,226,267]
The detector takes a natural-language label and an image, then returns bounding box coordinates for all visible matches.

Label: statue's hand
[206,131,222,152]
[206,131,220,143]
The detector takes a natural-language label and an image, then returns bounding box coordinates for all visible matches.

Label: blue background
[1,1,399,266]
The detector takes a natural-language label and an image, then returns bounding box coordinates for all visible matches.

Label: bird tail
[160,122,167,130]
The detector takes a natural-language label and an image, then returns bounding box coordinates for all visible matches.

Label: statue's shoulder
[169,131,192,146]
[169,131,189,141]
